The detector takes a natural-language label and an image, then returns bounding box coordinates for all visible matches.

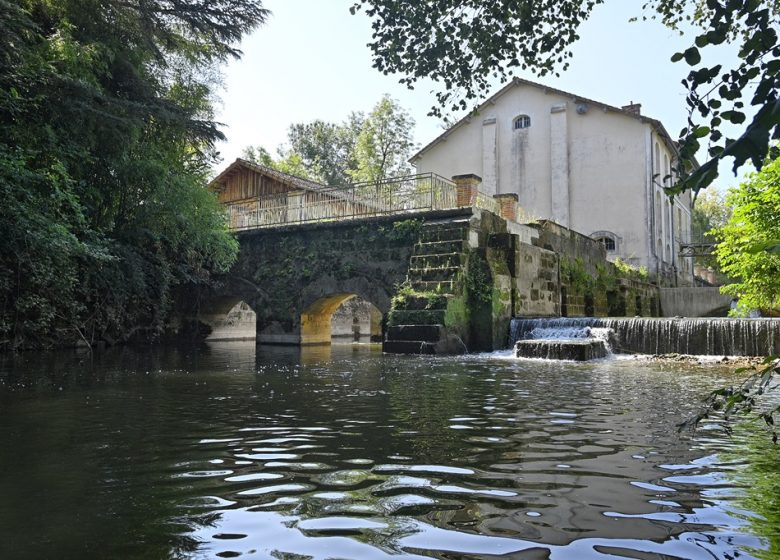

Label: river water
[1,343,778,559]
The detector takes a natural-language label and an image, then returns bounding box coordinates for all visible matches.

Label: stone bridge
[199,208,509,351]
[199,208,664,354]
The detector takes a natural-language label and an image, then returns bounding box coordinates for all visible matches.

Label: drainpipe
[648,133,661,281]
[670,196,677,286]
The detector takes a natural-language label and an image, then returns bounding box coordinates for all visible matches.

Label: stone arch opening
[330,296,383,343]
[201,297,257,341]
[301,293,382,345]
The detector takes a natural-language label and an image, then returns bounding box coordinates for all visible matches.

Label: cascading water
[512,323,617,360]
[509,317,780,356]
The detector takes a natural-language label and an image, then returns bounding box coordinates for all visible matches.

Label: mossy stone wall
[211,216,422,344]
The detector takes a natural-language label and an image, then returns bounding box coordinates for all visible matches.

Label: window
[591,231,618,252]
[597,236,616,251]
[513,114,531,129]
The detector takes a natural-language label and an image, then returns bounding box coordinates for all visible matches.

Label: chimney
[622,102,642,116]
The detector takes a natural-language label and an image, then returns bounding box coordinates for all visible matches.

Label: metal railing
[224,173,507,231]
[679,235,717,257]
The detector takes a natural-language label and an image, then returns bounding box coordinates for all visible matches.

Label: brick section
[452,174,481,207]
[493,193,518,222]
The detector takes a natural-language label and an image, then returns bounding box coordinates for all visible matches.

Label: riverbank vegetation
[714,155,780,316]
[0,0,267,350]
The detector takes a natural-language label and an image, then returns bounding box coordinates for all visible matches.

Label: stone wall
[659,287,733,317]
[206,209,661,352]
[513,242,559,317]
[515,220,659,319]
[209,215,424,345]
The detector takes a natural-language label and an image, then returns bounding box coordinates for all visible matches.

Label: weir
[509,317,780,357]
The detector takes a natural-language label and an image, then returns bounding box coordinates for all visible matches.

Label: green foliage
[352,0,780,193]
[464,254,493,304]
[681,356,780,444]
[349,95,416,183]
[389,219,423,241]
[0,0,264,349]
[727,427,780,558]
[654,0,780,193]
[594,263,617,292]
[351,0,600,116]
[242,146,317,181]
[613,257,649,280]
[693,188,731,238]
[692,188,731,277]
[243,95,415,186]
[285,115,364,186]
[714,156,780,314]
[560,257,592,292]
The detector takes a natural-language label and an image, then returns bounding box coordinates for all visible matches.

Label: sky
[214,0,746,191]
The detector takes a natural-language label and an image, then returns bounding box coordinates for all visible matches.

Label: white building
[411,77,693,285]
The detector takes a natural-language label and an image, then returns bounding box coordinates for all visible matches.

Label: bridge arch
[301,293,383,345]
[201,297,258,341]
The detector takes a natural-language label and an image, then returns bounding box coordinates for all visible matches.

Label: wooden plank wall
[217,168,291,203]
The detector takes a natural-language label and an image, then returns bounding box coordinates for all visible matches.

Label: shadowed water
[0,342,777,559]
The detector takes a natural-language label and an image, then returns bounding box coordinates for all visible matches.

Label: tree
[241,145,317,180]
[713,156,780,314]
[285,115,364,186]
[242,96,415,186]
[350,0,780,193]
[693,190,731,238]
[692,189,731,279]
[0,0,267,348]
[349,95,416,183]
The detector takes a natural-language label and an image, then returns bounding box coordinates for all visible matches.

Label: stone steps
[392,293,451,311]
[408,266,462,282]
[384,220,471,355]
[407,280,456,294]
[387,324,444,342]
[415,240,469,255]
[387,308,447,327]
[410,253,466,269]
[418,222,470,243]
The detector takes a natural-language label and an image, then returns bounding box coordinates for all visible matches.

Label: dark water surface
[1,343,778,559]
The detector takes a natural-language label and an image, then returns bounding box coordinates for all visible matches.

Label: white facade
[412,78,693,285]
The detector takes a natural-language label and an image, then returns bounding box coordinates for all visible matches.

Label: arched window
[664,154,670,184]
[513,114,531,130]
[591,231,618,252]
[599,237,616,251]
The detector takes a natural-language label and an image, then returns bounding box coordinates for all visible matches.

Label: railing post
[493,193,519,222]
[452,173,482,207]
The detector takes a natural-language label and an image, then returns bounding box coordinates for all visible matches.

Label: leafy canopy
[351,0,780,193]
[243,95,415,186]
[0,0,267,349]
[713,155,780,314]
[691,189,731,278]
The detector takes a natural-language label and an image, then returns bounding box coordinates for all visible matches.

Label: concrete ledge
[659,287,732,317]
[515,339,607,360]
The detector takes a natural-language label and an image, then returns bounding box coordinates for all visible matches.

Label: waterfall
[509,317,780,356]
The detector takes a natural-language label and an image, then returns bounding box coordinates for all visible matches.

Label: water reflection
[0,343,777,559]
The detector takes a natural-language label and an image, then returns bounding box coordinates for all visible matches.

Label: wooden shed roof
[209,158,328,193]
